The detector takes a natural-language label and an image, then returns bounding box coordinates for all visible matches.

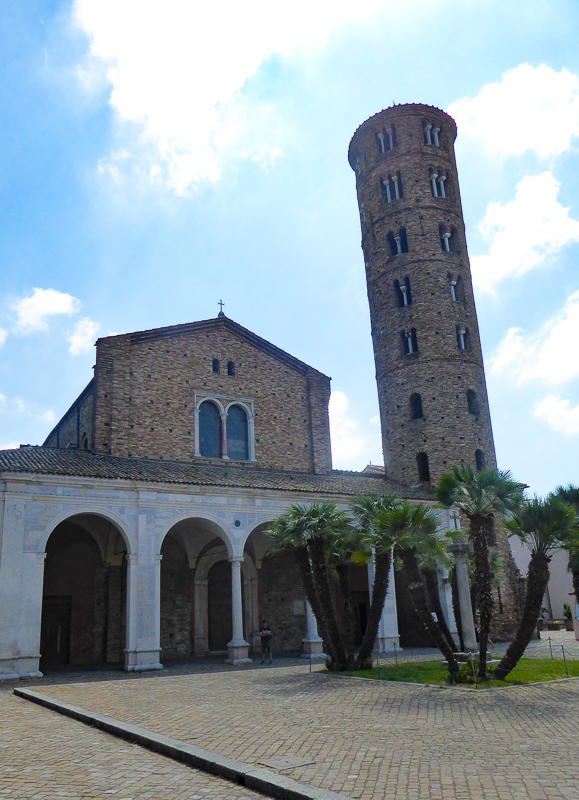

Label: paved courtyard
[3,631,579,800]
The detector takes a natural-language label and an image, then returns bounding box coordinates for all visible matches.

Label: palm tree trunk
[336,563,356,666]
[494,553,550,680]
[307,535,349,669]
[295,546,338,665]
[355,550,391,670]
[572,569,579,606]
[469,514,494,679]
[399,548,460,679]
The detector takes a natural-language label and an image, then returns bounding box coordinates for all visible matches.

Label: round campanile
[349,103,496,486]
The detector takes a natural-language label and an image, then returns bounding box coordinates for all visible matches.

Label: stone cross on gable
[449,509,461,530]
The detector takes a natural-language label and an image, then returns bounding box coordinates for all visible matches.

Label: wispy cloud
[12,288,81,334]
[470,173,579,293]
[329,390,367,468]
[68,317,100,355]
[448,63,579,158]
[534,396,579,436]
[489,289,579,385]
[74,0,391,193]
[0,330,7,348]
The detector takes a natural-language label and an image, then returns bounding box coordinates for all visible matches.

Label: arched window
[401,328,418,355]
[375,124,396,153]
[81,433,89,450]
[227,361,235,376]
[449,274,463,303]
[456,326,470,351]
[475,449,485,472]
[423,122,441,147]
[467,390,479,415]
[410,393,423,419]
[394,276,412,307]
[429,169,448,199]
[388,228,408,257]
[212,359,220,374]
[226,405,249,461]
[416,452,431,482]
[199,401,222,458]
[381,171,403,203]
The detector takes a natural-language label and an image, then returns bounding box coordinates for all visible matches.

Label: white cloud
[0,329,7,348]
[448,64,579,158]
[12,288,81,334]
[489,289,579,385]
[329,390,366,467]
[534,396,579,436]
[38,409,56,425]
[68,317,100,355]
[470,173,579,293]
[0,393,6,408]
[73,0,390,192]
[0,442,20,450]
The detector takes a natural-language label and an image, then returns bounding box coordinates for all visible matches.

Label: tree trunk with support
[355,550,392,670]
[469,514,494,679]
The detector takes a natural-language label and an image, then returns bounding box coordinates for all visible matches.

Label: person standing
[259,619,272,664]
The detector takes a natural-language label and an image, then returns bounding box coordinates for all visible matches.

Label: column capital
[448,541,470,557]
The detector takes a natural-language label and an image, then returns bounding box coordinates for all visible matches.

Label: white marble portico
[0,465,457,680]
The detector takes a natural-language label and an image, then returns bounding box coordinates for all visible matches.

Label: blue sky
[1,0,579,496]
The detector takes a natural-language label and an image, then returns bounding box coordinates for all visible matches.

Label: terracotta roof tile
[0,447,431,499]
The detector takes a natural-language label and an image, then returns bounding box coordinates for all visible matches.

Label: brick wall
[44,381,95,450]
[260,552,307,653]
[349,104,496,486]
[91,317,332,473]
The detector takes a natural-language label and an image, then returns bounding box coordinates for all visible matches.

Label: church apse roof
[0,446,430,499]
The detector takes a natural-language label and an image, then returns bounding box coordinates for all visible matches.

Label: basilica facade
[0,103,520,681]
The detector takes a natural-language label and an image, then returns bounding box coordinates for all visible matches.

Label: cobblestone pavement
[4,631,579,800]
[0,687,268,800]
[11,631,578,800]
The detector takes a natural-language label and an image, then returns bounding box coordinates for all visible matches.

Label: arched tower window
[226,405,249,461]
[423,122,441,147]
[375,124,397,153]
[449,274,463,303]
[227,361,235,376]
[416,452,431,482]
[410,393,423,419]
[394,276,412,307]
[212,359,220,374]
[199,401,222,458]
[456,326,470,351]
[387,228,408,255]
[429,169,448,199]
[401,328,418,355]
[440,226,458,253]
[381,171,403,203]
[475,449,485,472]
[467,390,479,415]
[81,433,89,450]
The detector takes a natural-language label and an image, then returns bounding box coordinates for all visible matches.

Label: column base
[375,635,402,653]
[0,656,42,681]
[301,638,326,659]
[225,641,252,665]
[124,648,163,672]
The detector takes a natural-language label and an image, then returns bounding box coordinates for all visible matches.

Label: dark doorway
[40,596,72,668]
[208,560,232,651]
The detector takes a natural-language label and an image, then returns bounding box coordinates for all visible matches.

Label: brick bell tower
[348,103,497,487]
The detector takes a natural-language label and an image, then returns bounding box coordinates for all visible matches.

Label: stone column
[437,564,460,647]
[124,547,163,672]
[368,552,400,652]
[301,601,326,659]
[0,496,45,679]
[225,557,251,664]
[449,542,477,652]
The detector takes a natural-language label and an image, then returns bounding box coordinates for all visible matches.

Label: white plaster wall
[509,536,573,619]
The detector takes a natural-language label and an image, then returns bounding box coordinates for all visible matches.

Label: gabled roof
[0,447,430,499]
[98,315,329,379]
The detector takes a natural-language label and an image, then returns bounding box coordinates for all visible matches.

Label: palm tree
[494,497,577,680]
[552,485,579,605]
[436,465,525,678]
[349,493,399,669]
[265,502,351,669]
[373,501,461,679]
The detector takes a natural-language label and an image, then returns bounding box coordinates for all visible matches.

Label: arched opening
[40,514,127,670]
[475,449,485,471]
[160,517,251,659]
[410,393,423,419]
[199,401,222,458]
[467,389,479,415]
[160,534,192,658]
[416,452,430,483]
[226,405,249,461]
